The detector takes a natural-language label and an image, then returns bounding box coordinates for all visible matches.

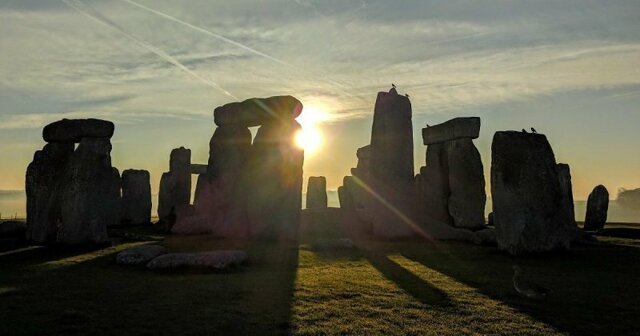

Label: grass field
[1,224,639,335]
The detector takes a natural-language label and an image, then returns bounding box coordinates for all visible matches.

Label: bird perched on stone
[512,265,549,300]
[531,127,537,133]
[426,123,430,127]
[521,128,527,133]
[405,93,410,98]
[392,83,396,88]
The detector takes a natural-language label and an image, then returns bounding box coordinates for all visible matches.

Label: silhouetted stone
[190,164,208,175]
[214,95,303,127]
[422,117,480,145]
[446,138,486,229]
[584,185,609,231]
[58,138,119,244]
[248,120,303,240]
[420,145,452,225]
[369,88,415,238]
[177,125,252,238]
[116,244,166,265]
[351,145,372,210]
[121,169,151,225]
[491,131,574,255]
[147,250,248,271]
[42,118,114,143]
[26,143,74,243]
[158,147,191,221]
[306,176,328,209]
[337,185,354,210]
[556,163,576,227]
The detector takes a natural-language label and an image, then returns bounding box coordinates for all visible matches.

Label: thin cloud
[61,0,236,99]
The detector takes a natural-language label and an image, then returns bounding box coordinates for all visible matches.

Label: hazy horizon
[1,0,639,210]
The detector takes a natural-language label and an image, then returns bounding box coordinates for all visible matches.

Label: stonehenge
[172,95,304,240]
[491,131,576,255]
[368,87,415,238]
[584,185,609,231]
[158,147,191,222]
[306,176,328,209]
[418,117,486,230]
[26,119,121,245]
[121,169,152,225]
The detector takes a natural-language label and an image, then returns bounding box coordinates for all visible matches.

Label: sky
[1,0,640,216]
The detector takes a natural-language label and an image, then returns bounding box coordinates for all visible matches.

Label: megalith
[58,137,120,244]
[25,143,74,243]
[369,88,415,238]
[158,147,191,221]
[121,169,151,225]
[248,120,304,240]
[491,131,574,254]
[584,185,609,231]
[306,176,328,209]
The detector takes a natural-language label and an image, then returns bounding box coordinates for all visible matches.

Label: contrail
[121,0,294,70]
[61,0,236,99]
[120,0,368,104]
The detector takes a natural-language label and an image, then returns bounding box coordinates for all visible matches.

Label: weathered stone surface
[116,244,166,265]
[369,88,415,238]
[556,164,576,227]
[26,143,74,243]
[158,147,191,221]
[422,117,480,145]
[306,176,328,209]
[337,185,354,210]
[58,138,120,244]
[584,185,609,231]
[491,131,574,255]
[43,118,114,143]
[248,121,303,240]
[147,250,248,270]
[419,145,452,226]
[214,95,303,127]
[121,169,151,225]
[446,138,486,229]
[190,164,208,175]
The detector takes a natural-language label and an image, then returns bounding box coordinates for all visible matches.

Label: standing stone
[556,164,576,227]
[446,138,486,229]
[25,143,74,243]
[420,144,452,226]
[369,88,415,238]
[194,125,252,237]
[248,120,304,240]
[306,176,328,209]
[158,147,191,221]
[58,137,118,244]
[491,131,574,255]
[121,169,151,225]
[584,185,609,231]
[350,145,372,210]
[338,185,354,211]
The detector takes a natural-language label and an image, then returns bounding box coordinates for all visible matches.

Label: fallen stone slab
[146,250,248,271]
[116,244,166,265]
[422,117,480,145]
[43,118,114,143]
[214,95,303,127]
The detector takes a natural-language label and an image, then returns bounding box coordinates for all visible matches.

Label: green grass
[1,227,639,335]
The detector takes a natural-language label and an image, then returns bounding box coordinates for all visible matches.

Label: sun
[294,104,328,155]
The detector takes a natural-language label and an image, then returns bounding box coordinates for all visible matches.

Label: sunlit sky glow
[1,0,640,212]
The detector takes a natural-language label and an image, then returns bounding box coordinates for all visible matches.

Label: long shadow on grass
[0,237,299,336]
[361,248,453,308]
[398,241,640,336]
